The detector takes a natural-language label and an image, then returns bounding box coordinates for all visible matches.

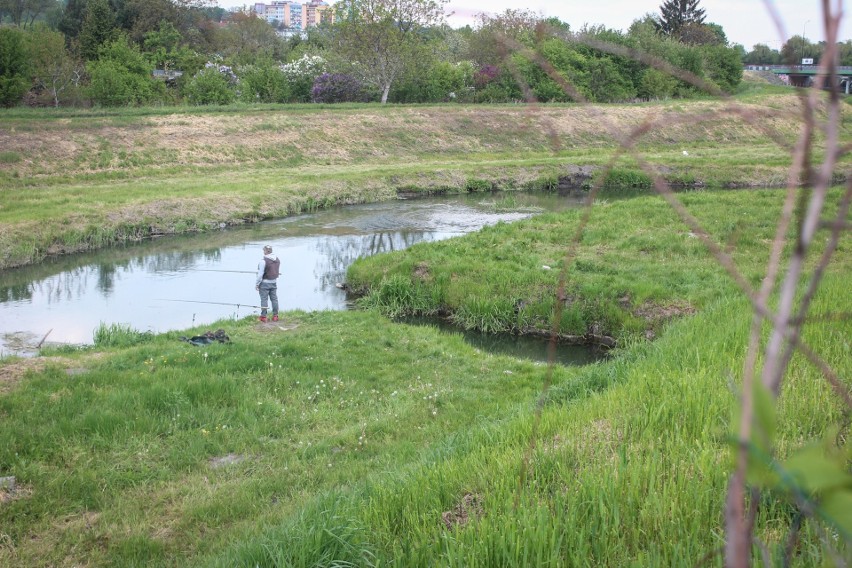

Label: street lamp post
[802,20,810,65]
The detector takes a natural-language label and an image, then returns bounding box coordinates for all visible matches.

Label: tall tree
[27,25,85,106]
[213,9,284,64]
[58,0,87,38]
[115,0,179,42]
[467,9,546,67]
[333,0,447,104]
[743,43,781,65]
[656,0,705,37]
[1,0,59,27]
[78,0,118,60]
[780,35,819,65]
[0,26,30,106]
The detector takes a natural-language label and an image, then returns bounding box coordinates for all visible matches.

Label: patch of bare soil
[618,295,696,334]
[441,493,484,530]
[633,300,696,323]
[0,353,104,394]
[0,358,53,393]
[208,454,246,469]
[413,262,431,281]
[0,476,31,505]
[254,320,300,333]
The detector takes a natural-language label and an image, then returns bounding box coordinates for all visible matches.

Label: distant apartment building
[253,1,334,33]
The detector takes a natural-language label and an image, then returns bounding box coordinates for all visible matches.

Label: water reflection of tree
[0,282,34,303]
[0,248,228,305]
[135,249,223,274]
[313,231,437,290]
[96,262,121,295]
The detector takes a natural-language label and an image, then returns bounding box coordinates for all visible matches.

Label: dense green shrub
[87,37,162,106]
[470,64,519,103]
[586,57,637,102]
[392,60,474,103]
[637,68,678,99]
[702,44,743,92]
[511,38,598,103]
[142,21,207,86]
[465,178,493,192]
[574,26,646,89]
[238,63,290,103]
[0,27,30,107]
[184,65,237,105]
[671,45,704,95]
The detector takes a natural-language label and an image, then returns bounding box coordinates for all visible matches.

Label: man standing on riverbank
[255,245,280,322]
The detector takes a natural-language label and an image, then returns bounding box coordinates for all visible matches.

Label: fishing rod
[156,298,264,309]
[194,269,257,274]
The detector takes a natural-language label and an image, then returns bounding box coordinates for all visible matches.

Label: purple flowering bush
[310,73,368,103]
[474,65,500,88]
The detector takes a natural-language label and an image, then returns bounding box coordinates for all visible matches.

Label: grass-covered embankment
[2,83,850,269]
[1,187,849,566]
[348,188,852,343]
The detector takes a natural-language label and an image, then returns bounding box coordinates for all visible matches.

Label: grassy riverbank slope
[1,185,849,566]
[1,79,850,269]
[348,188,851,343]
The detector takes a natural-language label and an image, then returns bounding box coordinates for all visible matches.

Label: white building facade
[253,1,333,32]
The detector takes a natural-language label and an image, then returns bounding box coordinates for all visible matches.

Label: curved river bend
[0,193,595,362]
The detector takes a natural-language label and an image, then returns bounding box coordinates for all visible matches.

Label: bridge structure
[745,64,852,92]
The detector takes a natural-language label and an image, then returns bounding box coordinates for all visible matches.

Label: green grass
[350,188,851,340]
[0,151,21,164]
[0,310,583,566]
[93,322,155,347]
[2,87,849,270]
[1,185,849,566]
[1,83,850,565]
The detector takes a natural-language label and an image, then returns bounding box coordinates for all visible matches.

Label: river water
[0,192,596,362]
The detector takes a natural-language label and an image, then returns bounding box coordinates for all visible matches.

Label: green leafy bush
[465,178,493,192]
[184,66,237,105]
[586,57,637,102]
[702,44,743,92]
[238,63,290,103]
[87,37,163,106]
[0,27,30,107]
[638,68,678,100]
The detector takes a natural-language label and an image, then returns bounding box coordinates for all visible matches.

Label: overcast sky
[221,1,849,50]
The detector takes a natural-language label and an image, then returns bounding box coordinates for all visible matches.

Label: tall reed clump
[93,323,153,347]
[356,273,441,318]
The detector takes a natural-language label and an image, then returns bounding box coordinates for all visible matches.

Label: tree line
[0,0,838,108]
